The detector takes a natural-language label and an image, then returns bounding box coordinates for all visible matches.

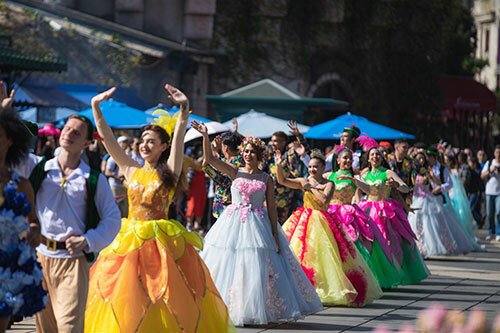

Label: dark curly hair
[0,108,30,168]
[141,124,176,188]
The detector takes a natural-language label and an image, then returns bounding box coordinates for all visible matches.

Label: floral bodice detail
[226,170,268,222]
[231,177,267,205]
[303,191,329,211]
[328,170,356,205]
[127,167,175,220]
[364,167,390,202]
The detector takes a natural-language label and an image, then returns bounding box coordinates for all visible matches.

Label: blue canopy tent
[304,113,416,140]
[145,104,213,129]
[59,100,155,129]
[58,84,150,110]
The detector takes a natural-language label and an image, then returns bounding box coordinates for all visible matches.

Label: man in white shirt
[426,146,453,203]
[325,125,361,172]
[33,115,121,332]
[481,145,500,241]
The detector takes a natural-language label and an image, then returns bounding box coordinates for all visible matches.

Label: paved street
[8,230,500,333]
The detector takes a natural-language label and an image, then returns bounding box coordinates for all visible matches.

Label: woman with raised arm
[191,121,322,326]
[357,139,429,286]
[279,149,382,306]
[84,85,235,332]
[325,147,402,289]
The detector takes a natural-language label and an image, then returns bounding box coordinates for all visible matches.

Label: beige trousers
[35,253,90,333]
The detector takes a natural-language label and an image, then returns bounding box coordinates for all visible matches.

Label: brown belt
[41,235,67,251]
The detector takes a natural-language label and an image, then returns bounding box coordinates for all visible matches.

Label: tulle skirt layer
[409,191,473,257]
[358,199,429,286]
[201,206,323,326]
[449,174,485,251]
[85,218,235,333]
[283,207,382,306]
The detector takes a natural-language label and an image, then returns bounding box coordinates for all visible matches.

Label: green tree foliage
[212,0,480,143]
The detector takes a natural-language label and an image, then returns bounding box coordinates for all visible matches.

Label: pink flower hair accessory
[239,136,267,155]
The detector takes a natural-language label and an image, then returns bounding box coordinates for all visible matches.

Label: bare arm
[386,169,410,193]
[353,175,371,194]
[266,177,280,253]
[274,150,303,190]
[165,84,190,179]
[336,173,371,194]
[191,120,238,179]
[310,181,334,205]
[91,87,139,181]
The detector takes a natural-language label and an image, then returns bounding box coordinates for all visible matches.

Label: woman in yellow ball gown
[84,85,235,332]
[278,149,382,306]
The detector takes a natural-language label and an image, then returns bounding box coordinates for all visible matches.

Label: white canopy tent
[222,110,309,138]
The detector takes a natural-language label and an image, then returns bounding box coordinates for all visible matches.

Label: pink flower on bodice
[232,178,266,205]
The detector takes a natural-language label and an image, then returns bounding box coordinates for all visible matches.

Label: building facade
[472,0,500,91]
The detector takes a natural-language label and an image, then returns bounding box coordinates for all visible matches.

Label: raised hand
[232,117,238,133]
[0,81,15,110]
[212,135,222,152]
[91,87,116,106]
[165,84,189,111]
[288,120,300,137]
[291,141,306,157]
[191,120,208,136]
[274,150,283,166]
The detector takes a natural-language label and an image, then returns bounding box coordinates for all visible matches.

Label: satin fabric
[85,167,235,332]
[283,191,382,306]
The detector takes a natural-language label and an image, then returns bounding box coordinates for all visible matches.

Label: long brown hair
[141,124,176,188]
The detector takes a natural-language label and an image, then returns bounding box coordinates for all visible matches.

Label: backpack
[469,167,485,193]
[29,157,101,262]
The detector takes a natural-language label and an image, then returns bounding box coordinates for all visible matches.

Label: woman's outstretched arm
[274,150,303,190]
[165,84,190,179]
[91,87,139,181]
[191,120,238,179]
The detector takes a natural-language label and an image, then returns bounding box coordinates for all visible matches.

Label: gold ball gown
[85,167,235,332]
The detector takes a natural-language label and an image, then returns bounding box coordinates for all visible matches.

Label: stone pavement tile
[261,321,354,333]
[237,326,269,333]
[446,284,500,292]
[349,311,418,332]
[6,317,35,333]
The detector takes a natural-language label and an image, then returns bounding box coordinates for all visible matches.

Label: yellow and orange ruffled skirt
[85,218,236,332]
